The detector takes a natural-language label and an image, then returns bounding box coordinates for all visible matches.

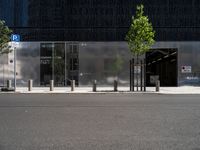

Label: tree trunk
[136,54,139,91]
[144,58,146,92]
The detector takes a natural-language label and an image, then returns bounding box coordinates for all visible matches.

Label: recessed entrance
[40,43,79,87]
[146,48,178,87]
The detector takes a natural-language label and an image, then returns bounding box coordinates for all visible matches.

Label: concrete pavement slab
[1,86,200,94]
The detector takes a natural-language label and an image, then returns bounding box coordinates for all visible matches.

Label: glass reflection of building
[1,0,200,87]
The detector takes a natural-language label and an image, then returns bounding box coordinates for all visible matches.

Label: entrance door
[40,43,53,86]
[40,43,79,86]
[53,43,65,86]
[146,49,178,87]
[66,43,79,86]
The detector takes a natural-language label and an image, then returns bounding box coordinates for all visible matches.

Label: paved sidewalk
[1,86,200,94]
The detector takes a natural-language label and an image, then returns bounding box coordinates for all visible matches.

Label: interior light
[170,52,177,55]
[157,58,162,61]
[164,55,169,58]
[170,59,176,62]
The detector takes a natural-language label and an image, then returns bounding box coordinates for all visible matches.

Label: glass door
[53,43,65,87]
[66,43,79,86]
[40,42,79,87]
[40,43,53,86]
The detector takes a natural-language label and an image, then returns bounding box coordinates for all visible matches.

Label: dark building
[1,0,200,41]
[1,0,200,87]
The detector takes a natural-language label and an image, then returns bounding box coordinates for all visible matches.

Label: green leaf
[125,4,155,56]
[0,20,12,55]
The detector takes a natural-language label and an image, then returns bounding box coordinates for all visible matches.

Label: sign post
[11,34,20,92]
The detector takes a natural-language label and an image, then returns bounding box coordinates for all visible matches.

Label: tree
[108,54,124,79]
[125,4,155,58]
[0,20,12,55]
[125,4,155,91]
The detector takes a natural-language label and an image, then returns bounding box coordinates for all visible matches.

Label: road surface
[0,94,200,150]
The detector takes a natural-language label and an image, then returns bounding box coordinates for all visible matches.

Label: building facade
[0,0,200,87]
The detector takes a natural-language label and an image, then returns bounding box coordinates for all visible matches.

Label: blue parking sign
[11,34,20,42]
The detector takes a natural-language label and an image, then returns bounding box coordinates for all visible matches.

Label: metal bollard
[50,80,54,91]
[71,80,75,91]
[114,80,118,92]
[93,80,97,92]
[7,80,12,89]
[156,80,160,92]
[28,79,33,91]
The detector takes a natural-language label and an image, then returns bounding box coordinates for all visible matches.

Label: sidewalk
[1,86,200,94]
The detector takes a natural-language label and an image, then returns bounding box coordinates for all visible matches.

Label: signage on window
[181,66,192,73]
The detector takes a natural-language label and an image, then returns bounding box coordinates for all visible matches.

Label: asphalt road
[0,94,200,150]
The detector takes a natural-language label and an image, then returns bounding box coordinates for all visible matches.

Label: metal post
[64,42,67,86]
[28,79,33,91]
[136,56,138,91]
[130,60,132,91]
[7,80,12,89]
[114,80,118,92]
[132,58,135,91]
[14,47,16,92]
[71,80,75,91]
[140,60,143,91]
[50,80,54,91]
[156,80,160,92]
[93,80,97,92]
[52,43,55,84]
[144,59,146,92]
[136,60,139,92]
[3,64,5,87]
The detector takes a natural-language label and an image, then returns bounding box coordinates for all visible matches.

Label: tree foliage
[125,4,155,56]
[0,20,12,55]
[111,54,124,76]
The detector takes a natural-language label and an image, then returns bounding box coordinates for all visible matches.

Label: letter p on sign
[11,34,20,42]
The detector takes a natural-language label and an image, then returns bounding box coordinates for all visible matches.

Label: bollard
[71,80,75,91]
[93,80,97,92]
[7,80,12,89]
[114,80,118,92]
[156,80,160,92]
[50,80,54,91]
[28,79,33,91]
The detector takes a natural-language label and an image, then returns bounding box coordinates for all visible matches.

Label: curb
[1,91,200,95]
